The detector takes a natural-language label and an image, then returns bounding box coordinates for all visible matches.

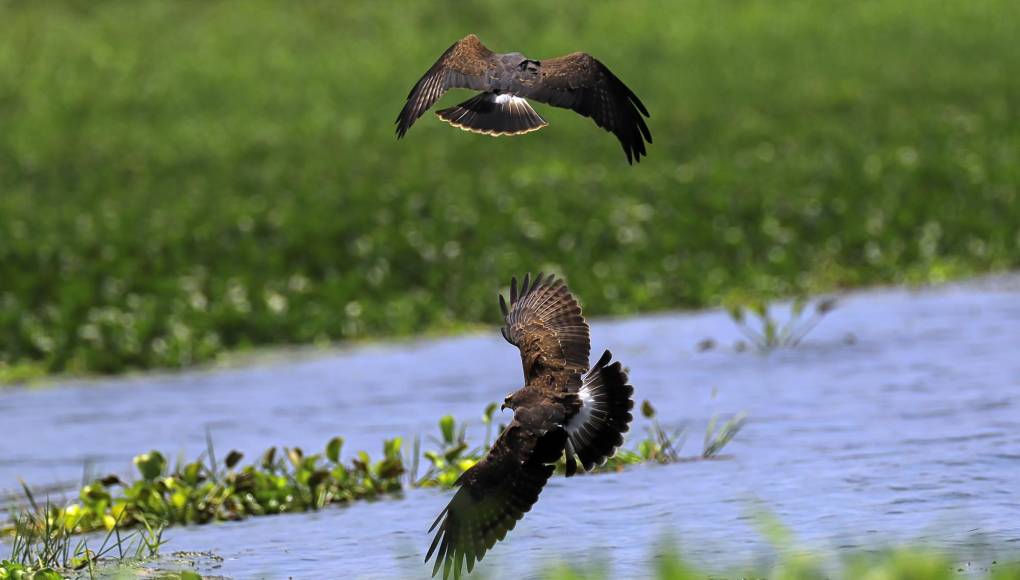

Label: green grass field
[1,0,1019,376]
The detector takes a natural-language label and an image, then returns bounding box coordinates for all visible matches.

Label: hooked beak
[500,402,507,411]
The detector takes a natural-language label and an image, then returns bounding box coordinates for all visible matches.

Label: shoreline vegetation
[2,0,1019,380]
[1,401,743,539]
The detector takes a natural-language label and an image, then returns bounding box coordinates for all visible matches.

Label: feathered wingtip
[498,272,559,323]
[499,272,559,308]
[566,349,635,472]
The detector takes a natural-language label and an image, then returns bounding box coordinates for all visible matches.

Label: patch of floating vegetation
[2,401,743,541]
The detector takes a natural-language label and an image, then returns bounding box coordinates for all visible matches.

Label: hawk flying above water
[396,35,653,164]
[425,273,635,579]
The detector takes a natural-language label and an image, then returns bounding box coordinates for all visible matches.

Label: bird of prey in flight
[425,273,635,579]
[396,35,653,164]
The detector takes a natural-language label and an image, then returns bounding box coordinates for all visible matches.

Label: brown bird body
[396,35,653,163]
[425,273,635,579]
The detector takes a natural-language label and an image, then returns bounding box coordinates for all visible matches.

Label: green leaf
[326,436,344,463]
[133,451,166,481]
[297,454,320,477]
[383,437,402,457]
[439,415,455,444]
[182,461,203,485]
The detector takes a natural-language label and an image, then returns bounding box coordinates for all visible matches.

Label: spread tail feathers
[565,349,635,473]
[436,93,547,136]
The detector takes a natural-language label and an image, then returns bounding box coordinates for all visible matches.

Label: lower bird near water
[425,273,635,579]
[395,34,652,164]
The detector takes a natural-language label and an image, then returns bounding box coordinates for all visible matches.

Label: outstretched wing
[523,52,652,164]
[396,34,497,137]
[426,420,567,580]
[563,349,635,476]
[499,273,590,383]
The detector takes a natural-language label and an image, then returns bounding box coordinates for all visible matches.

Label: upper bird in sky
[425,273,635,579]
[396,35,653,164]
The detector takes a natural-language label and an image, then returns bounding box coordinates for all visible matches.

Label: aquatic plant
[702,412,747,459]
[413,399,745,487]
[4,400,741,539]
[725,296,838,352]
[3,435,405,540]
[0,484,166,580]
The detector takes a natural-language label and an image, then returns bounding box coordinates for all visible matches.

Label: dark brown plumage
[396,35,652,164]
[425,273,635,579]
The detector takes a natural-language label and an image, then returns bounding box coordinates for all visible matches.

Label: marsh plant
[4,400,743,540]
[702,411,748,458]
[725,296,838,352]
[413,399,747,487]
[1,485,166,580]
[3,435,405,541]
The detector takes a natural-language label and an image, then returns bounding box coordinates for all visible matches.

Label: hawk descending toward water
[396,35,653,164]
[425,273,635,579]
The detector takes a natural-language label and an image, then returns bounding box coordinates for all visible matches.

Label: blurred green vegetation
[541,545,1020,580]
[540,511,1020,579]
[1,0,1019,376]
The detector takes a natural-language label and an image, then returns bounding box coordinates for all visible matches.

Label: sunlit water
[2,276,1019,578]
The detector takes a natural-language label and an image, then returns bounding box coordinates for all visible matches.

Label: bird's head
[500,393,516,412]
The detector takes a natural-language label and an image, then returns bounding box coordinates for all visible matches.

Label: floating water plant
[725,296,838,352]
[2,435,406,541]
[412,399,745,488]
[3,399,743,540]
